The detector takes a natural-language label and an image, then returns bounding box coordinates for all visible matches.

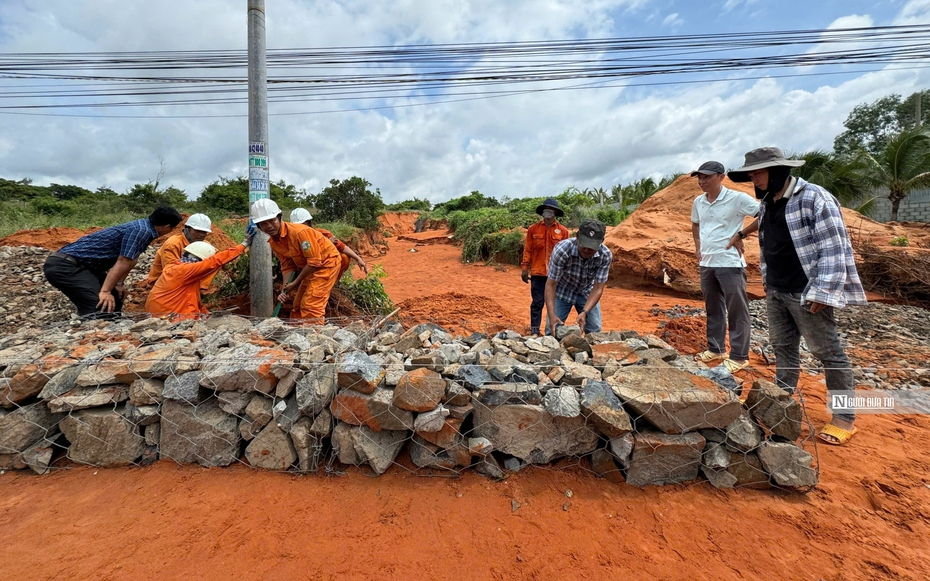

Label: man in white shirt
[690,161,761,373]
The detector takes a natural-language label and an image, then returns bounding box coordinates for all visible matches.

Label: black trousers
[529,275,548,334]
[43,254,122,318]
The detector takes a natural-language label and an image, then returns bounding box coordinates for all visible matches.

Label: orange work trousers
[290,264,340,320]
[337,254,351,280]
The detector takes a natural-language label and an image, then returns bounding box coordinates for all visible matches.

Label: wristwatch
[737,231,747,239]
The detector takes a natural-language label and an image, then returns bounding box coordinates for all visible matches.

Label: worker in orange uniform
[145,213,215,289]
[521,197,568,335]
[145,236,251,319]
[289,207,368,279]
[250,199,341,320]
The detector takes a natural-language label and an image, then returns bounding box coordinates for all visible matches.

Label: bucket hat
[535,197,564,217]
[728,147,805,182]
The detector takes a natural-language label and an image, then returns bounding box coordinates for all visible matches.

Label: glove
[246,220,257,237]
[521,269,530,284]
[241,234,252,248]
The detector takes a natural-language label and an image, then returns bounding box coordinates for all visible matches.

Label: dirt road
[1,230,929,581]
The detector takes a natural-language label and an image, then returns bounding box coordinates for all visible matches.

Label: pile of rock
[0,314,817,489]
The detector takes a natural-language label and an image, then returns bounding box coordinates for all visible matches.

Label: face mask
[755,166,792,201]
[542,209,555,219]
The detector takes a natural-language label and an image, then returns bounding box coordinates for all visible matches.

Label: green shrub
[339,265,394,315]
[447,208,527,263]
[386,197,431,212]
[482,230,525,265]
[316,221,356,242]
[308,177,384,230]
[433,190,499,216]
[889,236,909,247]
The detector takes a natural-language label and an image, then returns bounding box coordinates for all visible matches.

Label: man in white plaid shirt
[544,218,613,336]
[728,147,866,446]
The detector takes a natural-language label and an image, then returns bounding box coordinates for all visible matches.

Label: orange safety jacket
[146,233,216,290]
[521,220,568,276]
[145,244,246,317]
[268,221,341,278]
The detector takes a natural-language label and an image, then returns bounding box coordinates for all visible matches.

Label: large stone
[590,449,624,483]
[129,378,164,406]
[48,385,129,413]
[746,379,803,441]
[351,426,407,475]
[412,405,450,432]
[472,403,599,464]
[474,383,542,406]
[543,386,581,418]
[691,366,739,393]
[127,345,194,379]
[591,342,641,367]
[416,418,463,449]
[408,352,446,373]
[442,380,470,407]
[75,359,136,386]
[2,356,78,406]
[59,407,145,467]
[125,402,159,426]
[332,421,359,465]
[580,381,632,438]
[200,344,293,394]
[393,368,446,412]
[337,351,383,394]
[275,369,301,399]
[625,431,706,487]
[726,451,771,489]
[701,465,739,490]
[204,314,253,333]
[296,363,337,416]
[38,363,87,401]
[217,391,252,415]
[331,388,413,432]
[608,433,635,469]
[757,441,818,488]
[703,441,731,470]
[486,353,521,381]
[290,416,324,473]
[245,423,297,470]
[456,365,493,391]
[560,333,592,359]
[21,436,60,475]
[273,395,301,433]
[609,367,742,434]
[561,360,602,386]
[163,371,206,404]
[725,414,764,452]
[0,403,61,454]
[408,436,457,471]
[159,399,240,467]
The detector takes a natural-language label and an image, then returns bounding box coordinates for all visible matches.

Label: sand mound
[603,175,930,295]
[0,227,104,250]
[397,292,514,334]
[378,212,421,236]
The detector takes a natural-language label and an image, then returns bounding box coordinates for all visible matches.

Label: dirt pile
[0,227,103,250]
[603,175,930,296]
[396,292,515,334]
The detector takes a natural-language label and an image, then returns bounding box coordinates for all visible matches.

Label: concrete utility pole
[917,94,922,129]
[247,0,273,317]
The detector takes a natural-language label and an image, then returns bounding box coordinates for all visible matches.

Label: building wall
[854,188,930,223]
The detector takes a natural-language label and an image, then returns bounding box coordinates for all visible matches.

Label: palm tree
[861,128,930,221]
[792,149,877,215]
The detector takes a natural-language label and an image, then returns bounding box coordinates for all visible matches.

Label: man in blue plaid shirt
[728,147,866,447]
[544,218,613,335]
[43,206,182,319]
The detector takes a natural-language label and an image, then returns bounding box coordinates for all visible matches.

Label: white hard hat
[184,241,216,260]
[289,208,312,223]
[185,213,212,233]
[250,198,281,223]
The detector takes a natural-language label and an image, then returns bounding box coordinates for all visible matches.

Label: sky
[0,0,928,205]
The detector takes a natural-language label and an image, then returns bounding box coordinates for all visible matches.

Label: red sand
[1,218,929,580]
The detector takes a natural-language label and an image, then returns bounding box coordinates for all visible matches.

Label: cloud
[662,12,684,28]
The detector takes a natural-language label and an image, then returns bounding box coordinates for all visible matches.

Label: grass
[0,200,138,238]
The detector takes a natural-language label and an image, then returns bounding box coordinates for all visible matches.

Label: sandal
[818,423,858,446]
[723,359,749,373]
[697,351,728,363]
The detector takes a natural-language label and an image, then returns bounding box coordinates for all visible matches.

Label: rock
[0,402,60,453]
[725,414,764,452]
[290,416,324,473]
[476,454,505,479]
[560,360,602,386]
[408,436,457,471]
[590,449,624,483]
[486,352,520,381]
[129,378,164,406]
[474,383,542,406]
[351,426,407,475]
[48,385,129,413]
[159,399,240,467]
[416,418,462,449]
[637,348,679,363]
[608,433,635,469]
[468,437,493,456]
[281,332,313,352]
[580,381,632,438]
[456,365,493,390]
[274,368,301,399]
[745,379,803,441]
[331,388,413,432]
[21,435,59,475]
[38,362,87,400]
[273,395,301,433]
[217,391,252,415]
[393,368,447,412]
[332,421,359,465]
[204,314,253,334]
[408,352,446,373]
[447,403,473,420]
[125,402,159,426]
[757,441,818,488]
[59,406,145,467]
[244,394,274,433]
[245,423,297,470]
[2,356,77,406]
[296,363,337,416]
[442,380,470,406]
[255,317,287,337]
[333,328,360,349]
[726,451,771,489]
[508,365,539,384]
[144,423,160,446]
[337,351,383,395]
[413,405,450,432]
[126,345,192,379]
[703,441,731,470]
[609,367,742,434]
[591,342,641,367]
[202,344,293,394]
[503,457,526,472]
[625,431,706,487]
[309,410,332,437]
[692,366,739,393]
[555,325,581,340]
[383,364,405,387]
[74,359,136,386]
[163,371,206,404]
[542,386,581,418]
[561,333,592,359]
[701,466,739,489]
[199,330,232,354]
[472,403,599,463]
